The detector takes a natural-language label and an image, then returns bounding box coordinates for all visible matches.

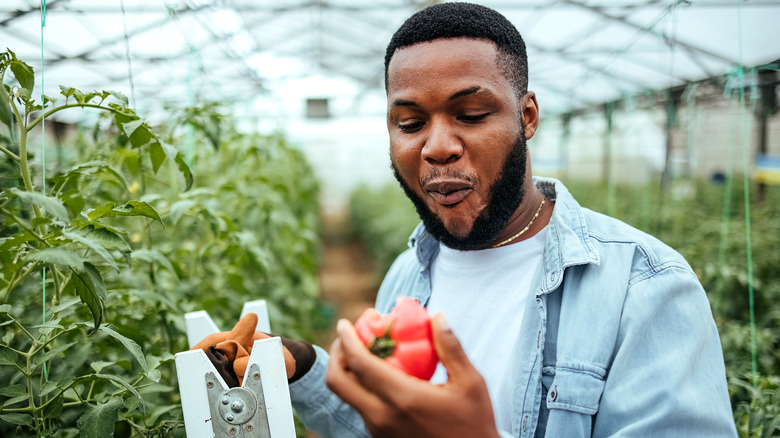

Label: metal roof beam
[563,0,739,66]
[0,0,69,27]
[43,5,201,67]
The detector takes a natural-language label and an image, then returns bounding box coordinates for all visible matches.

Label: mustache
[419,168,477,187]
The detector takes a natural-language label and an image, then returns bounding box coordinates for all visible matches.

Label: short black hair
[384,2,528,99]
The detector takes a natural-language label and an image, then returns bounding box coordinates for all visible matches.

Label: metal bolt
[222,397,230,405]
[246,425,254,432]
[253,372,260,380]
[231,400,245,413]
[226,414,235,422]
[228,426,237,435]
[206,381,214,389]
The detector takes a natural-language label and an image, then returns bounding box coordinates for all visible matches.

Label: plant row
[0,50,324,437]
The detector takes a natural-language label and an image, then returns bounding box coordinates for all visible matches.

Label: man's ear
[520,92,539,140]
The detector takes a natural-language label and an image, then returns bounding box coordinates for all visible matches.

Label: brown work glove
[191,312,316,387]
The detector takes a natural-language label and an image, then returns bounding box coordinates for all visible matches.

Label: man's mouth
[424,180,474,206]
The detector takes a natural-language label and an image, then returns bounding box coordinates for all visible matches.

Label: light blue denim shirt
[290,177,737,437]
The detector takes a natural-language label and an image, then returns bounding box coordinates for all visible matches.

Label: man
[284,3,737,437]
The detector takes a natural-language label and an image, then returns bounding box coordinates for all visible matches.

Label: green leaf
[42,93,56,106]
[149,141,166,173]
[173,147,194,191]
[34,342,77,366]
[39,380,59,397]
[0,413,33,427]
[158,142,193,190]
[0,347,17,365]
[65,160,129,191]
[90,360,114,373]
[73,224,131,254]
[122,120,155,148]
[76,397,123,438]
[100,325,148,371]
[82,92,97,103]
[0,85,12,128]
[94,374,143,407]
[145,368,162,383]
[130,249,175,273]
[68,264,105,332]
[84,262,107,301]
[106,90,128,105]
[59,85,75,100]
[0,384,26,397]
[16,87,31,102]
[8,188,69,221]
[31,216,54,227]
[86,202,116,220]
[121,119,143,136]
[2,331,13,344]
[169,199,197,225]
[10,60,34,92]
[0,304,10,314]
[3,395,27,406]
[49,297,82,315]
[25,247,85,271]
[34,319,64,336]
[87,201,164,226]
[63,228,119,272]
[73,89,85,104]
[41,393,63,419]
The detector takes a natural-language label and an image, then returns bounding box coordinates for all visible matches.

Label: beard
[391,128,528,251]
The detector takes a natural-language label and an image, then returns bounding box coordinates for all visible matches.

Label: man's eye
[399,121,424,133]
[459,113,490,123]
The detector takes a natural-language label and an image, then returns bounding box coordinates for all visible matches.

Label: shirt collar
[407,177,600,290]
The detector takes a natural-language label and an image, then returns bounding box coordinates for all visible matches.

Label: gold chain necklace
[491,197,546,248]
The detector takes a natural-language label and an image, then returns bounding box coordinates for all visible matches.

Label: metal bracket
[205,364,272,438]
[175,300,295,437]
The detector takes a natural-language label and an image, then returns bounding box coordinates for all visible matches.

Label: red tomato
[354,297,438,380]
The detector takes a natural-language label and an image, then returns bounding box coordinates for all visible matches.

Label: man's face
[386,38,527,250]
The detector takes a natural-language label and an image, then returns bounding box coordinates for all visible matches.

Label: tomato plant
[1,49,325,437]
[355,297,438,380]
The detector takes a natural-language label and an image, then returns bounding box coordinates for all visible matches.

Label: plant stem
[27,103,129,132]
[12,317,38,343]
[51,266,61,305]
[11,101,44,225]
[3,262,42,304]
[0,206,48,246]
[0,144,20,161]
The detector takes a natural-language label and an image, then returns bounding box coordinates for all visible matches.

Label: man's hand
[326,313,501,438]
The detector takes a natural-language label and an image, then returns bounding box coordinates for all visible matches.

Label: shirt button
[550,272,556,282]
[549,385,558,402]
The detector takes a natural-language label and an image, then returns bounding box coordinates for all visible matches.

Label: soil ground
[304,213,381,437]
[314,212,381,348]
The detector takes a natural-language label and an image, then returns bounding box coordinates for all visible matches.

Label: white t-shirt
[427,227,546,433]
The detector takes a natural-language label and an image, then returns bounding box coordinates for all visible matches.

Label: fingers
[326,337,385,416]
[430,313,479,384]
[334,319,427,404]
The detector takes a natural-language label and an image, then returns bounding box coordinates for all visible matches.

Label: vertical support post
[561,112,571,181]
[683,83,698,179]
[757,68,778,201]
[661,90,680,193]
[604,102,615,217]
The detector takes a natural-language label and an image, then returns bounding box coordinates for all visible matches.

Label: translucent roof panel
[2,0,778,120]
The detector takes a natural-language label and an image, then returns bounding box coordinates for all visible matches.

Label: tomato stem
[368,324,396,358]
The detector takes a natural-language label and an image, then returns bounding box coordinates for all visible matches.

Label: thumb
[431,313,477,381]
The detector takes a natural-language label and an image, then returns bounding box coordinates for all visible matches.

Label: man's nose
[421,121,463,164]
